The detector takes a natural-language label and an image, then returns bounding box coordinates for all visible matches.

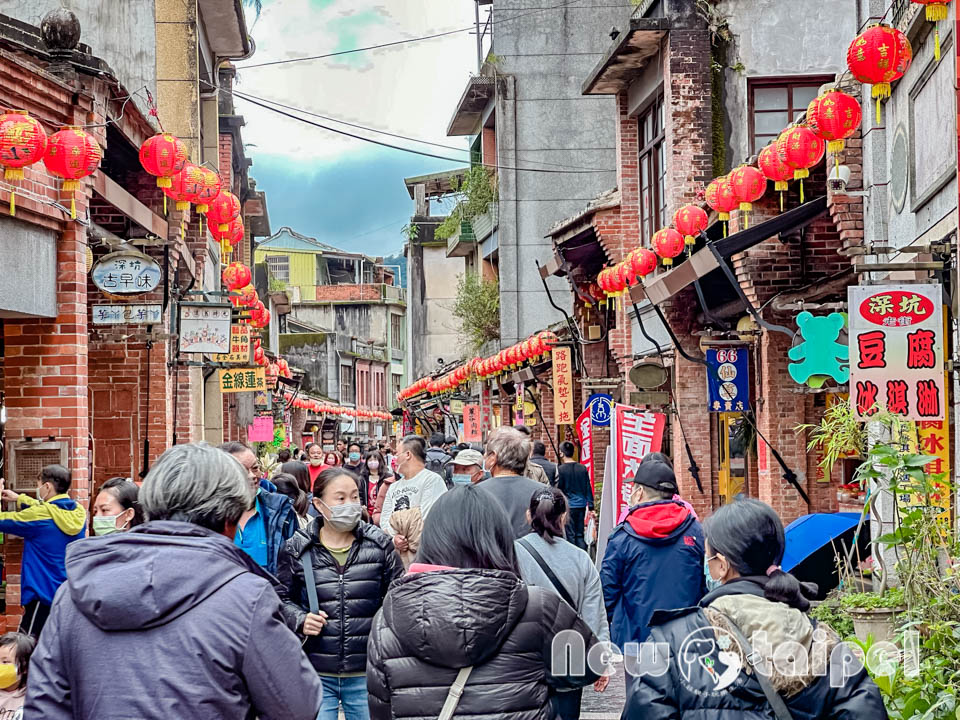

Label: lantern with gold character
[846,25,912,123]
[42,127,102,219]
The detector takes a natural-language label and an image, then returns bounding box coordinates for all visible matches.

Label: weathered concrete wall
[719,0,856,165]
[494,0,623,343]
[0,217,57,318]
[4,0,157,121]
[279,333,337,400]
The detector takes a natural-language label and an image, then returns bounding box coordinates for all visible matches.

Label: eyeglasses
[706,553,721,562]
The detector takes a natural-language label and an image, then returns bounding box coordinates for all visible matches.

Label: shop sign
[463,404,482,442]
[848,284,944,420]
[514,381,525,424]
[218,367,266,393]
[706,348,749,412]
[907,419,951,524]
[91,250,162,295]
[576,407,594,490]
[788,312,849,388]
[610,404,666,521]
[450,399,465,415]
[92,304,162,325]
[551,346,574,425]
[213,325,251,364]
[247,415,274,442]
[179,303,231,354]
[587,393,613,426]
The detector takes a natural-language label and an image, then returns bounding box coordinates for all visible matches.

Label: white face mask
[93,512,128,536]
[367,460,380,471]
[309,458,324,467]
[321,501,362,532]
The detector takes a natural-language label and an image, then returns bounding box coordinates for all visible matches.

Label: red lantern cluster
[207,190,241,232]
[283,393,393,421]
[162,163,204,212]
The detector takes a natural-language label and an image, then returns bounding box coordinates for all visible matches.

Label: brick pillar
[3,220,89,629]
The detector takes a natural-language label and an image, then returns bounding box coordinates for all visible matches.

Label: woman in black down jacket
[278,467,403,720]
[367,484,601,720]
[624,499,887,720]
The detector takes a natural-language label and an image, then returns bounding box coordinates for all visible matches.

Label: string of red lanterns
[283,393,393,421]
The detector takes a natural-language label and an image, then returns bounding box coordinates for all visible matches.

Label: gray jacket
[515,532,610,643]
[478,474,547,538]
[24,521,323,720]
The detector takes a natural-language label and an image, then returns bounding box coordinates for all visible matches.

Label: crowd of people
[0,425,886,720]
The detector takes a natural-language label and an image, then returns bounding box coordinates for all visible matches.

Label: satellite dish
[629,360,668,390]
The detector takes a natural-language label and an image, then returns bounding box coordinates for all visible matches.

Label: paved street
[581,669,626,720]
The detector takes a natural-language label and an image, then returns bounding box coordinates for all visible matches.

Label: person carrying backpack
[424,433,452,479]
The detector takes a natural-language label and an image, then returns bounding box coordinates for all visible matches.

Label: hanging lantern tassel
[739,202,752,230]
[8,189,14,217]
[872,82,891,126]
[925,3,947,60]
[775,180,788,211]
[63,179,79,220]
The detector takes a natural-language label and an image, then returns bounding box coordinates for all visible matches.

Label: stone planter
[849,606,904,644]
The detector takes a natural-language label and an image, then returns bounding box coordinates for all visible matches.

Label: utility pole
[475,0,483,71]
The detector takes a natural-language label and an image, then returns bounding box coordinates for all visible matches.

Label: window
[638,96,665,246]
[340,365,354,404]
[266,255,290,283]
[749,77,832,155]
[392,373,402,401]
[373,367,385,408]
[391,314,403,350]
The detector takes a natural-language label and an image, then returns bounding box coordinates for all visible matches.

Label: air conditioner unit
[7,440,69,493]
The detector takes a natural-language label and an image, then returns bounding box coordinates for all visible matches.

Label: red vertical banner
[463,404,482,443]
[610,404,666,521]
[552,346,574,425]
[576,407,594,489]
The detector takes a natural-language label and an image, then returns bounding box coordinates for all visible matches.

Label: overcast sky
[235,1,481,256]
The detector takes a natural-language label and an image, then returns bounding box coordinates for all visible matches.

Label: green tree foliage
[436,166,497,241]
[452,273,500,352]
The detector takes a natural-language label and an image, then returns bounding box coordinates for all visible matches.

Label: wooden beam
[92,173,168,238]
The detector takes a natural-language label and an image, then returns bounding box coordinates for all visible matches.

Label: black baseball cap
[631,460,679,495]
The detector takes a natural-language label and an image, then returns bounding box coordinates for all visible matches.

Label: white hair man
[477,427,548,538]
[25,442,323,720]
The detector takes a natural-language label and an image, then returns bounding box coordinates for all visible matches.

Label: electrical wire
[232,91,612,174]
[238,0,610,69]
[206,82,615,173]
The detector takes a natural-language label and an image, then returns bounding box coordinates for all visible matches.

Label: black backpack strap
[517,536,576,609]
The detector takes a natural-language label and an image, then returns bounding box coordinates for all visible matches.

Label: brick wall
[314,284,382,302]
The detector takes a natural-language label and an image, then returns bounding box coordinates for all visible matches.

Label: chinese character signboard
[179,303,232,354]
[587,393,613,426]
[463,404,482,442]
[552,346,574,425]
[247,415,274,442]
[848,285,944,420]
[214,325,251,364]
[218,367,266,394]
[576,407,594,491]
[706,347,749,412]
[514,381,525,425]
[450,399,465,415]
[92,304,162,325]
[91,251,162,295]
[610,404,666,521]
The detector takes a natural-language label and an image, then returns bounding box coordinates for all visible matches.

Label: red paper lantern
[673,205,708,245]
[162,163,204,212]
[231,284,257,309]
[538,331,558,350]
[139,133,188,188]
[222,262,252,291]
[806,90,862,156]
[607,265,626,294]
[617,261,635,290]
[629,247,658,279]
[253,346,265,365]
[757,144,793,211]
[194,167,222,214]
[212,218,245,247]
[847,25,912,122]
[728,165,766,228]
[776,126,825,202]
[652,228,685,266]
[42,127,102,219]
[705,176,738,223]
[0,111,46,180]
[206,190,241,232]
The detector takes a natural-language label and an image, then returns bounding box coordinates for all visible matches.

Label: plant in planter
[435,166,498,241]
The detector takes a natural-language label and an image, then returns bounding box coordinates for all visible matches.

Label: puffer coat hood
[278,518,403,675]
[367,567,601,720]
[623,577,889,720]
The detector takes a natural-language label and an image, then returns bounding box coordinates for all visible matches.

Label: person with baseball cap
[449,449,486,485]
[599,456,706,648]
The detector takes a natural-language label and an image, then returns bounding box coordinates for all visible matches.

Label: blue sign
[587,393,613,426]
[706,348,750,412]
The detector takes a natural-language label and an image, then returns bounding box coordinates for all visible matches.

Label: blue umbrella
[782,512,870,598]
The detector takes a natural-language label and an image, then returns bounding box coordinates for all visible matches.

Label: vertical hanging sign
[577,407,594,490]
[848,284,945,420]
[610,404,666,521]
[552,345,574,425]
[463,404,482,443]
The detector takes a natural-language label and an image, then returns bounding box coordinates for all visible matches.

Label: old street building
[0,2,266,626]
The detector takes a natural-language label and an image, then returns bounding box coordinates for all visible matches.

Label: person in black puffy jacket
[623,499,888,720]
[367,484,602,720]
[278,467,403,720]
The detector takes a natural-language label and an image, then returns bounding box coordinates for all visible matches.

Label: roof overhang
[447,75,497,136]
[636,196,829,305]
[404,167,469,199]
[582,17,669,95]
[547,188,620,240]
[198,0,251,58]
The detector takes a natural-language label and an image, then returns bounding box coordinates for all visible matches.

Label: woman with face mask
[278,468,403,720]
[91,477,143,536]
[0,632,35,717]
[360,451,392,520]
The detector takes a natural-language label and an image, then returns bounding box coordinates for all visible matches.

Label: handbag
[517,536,577,609]
[715,611,794,720]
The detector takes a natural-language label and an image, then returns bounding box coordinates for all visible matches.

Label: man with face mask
[306,443,329,485]
[378,436,447,553]
[219,442,298,576]
[449,449,486,486]
[278,467,403,720]
[342,442,365,476]
[0,465,86,637]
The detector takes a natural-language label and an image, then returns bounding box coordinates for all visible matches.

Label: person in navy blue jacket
[600,459,706,649]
